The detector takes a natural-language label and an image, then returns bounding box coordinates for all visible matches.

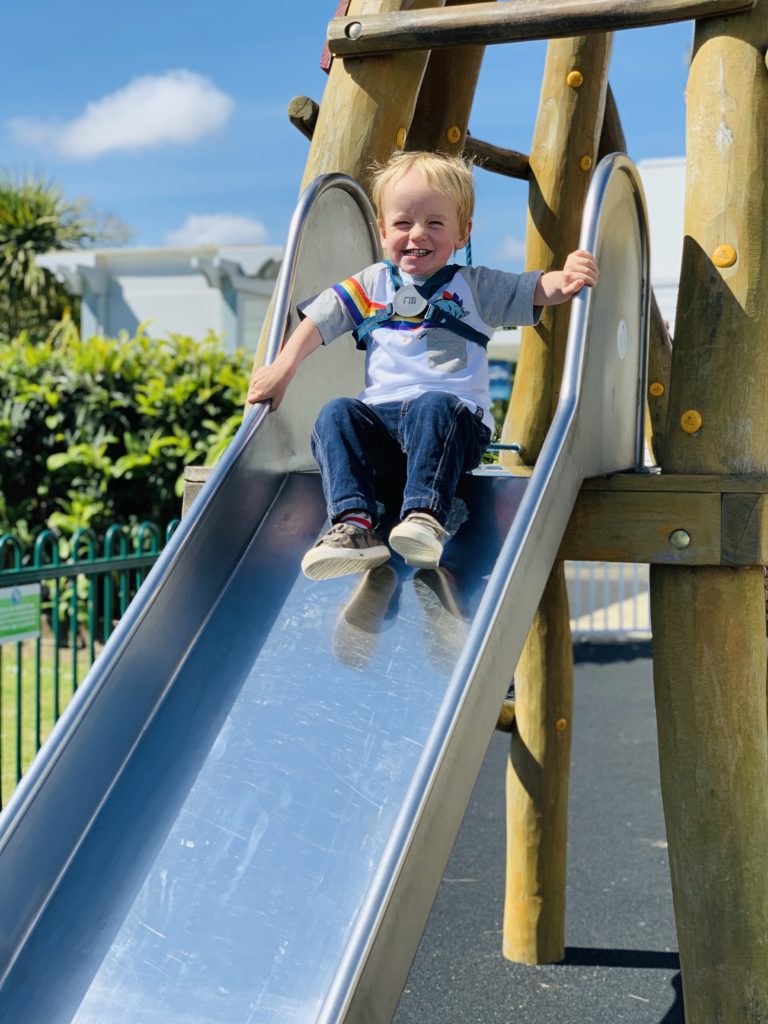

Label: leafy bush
[0,318,250,541]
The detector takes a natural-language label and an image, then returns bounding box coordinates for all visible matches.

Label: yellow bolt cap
[712,244,736,268]
[566,70,584,88]
[680,409,702,433]
[446,125,461,144]
[579,154,592,171]
[396,126,407,149]
[555,718,568,733]
[649,381,665,397]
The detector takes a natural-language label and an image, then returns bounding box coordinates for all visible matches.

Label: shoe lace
[406,513,448,539]
[329,521,367,536]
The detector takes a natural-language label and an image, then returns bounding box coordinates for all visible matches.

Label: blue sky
[0,1,691,272]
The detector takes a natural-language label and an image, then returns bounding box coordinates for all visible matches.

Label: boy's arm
[534,249,599,306]
[247,316,323,411]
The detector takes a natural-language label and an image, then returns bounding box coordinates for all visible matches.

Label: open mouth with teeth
[402,248,432,258]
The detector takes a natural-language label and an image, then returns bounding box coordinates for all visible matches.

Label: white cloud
[166,213,268,247]
[496,235,527,263]
[8,70,233,159]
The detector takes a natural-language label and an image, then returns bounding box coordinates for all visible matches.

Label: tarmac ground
[393,647,684,1024]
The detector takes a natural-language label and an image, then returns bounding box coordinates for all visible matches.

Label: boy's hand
[246,318,323,412]
[247,364,292,411]
[560,249,599,296]
[535,249,599,306]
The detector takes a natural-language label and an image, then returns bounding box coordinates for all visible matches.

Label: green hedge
[0,318,251,542]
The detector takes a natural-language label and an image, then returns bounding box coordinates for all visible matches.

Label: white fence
[565,561,651,641]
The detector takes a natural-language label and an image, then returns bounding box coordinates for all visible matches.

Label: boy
[247,151,598,580]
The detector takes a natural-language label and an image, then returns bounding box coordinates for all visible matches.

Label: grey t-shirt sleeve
[296,288,353,346]
[296,263,384,345]
[458,266,543,328]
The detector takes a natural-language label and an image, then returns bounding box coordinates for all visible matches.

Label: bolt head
[669,529,691,550]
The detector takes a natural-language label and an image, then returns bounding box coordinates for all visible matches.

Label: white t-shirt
[300,262,542,431]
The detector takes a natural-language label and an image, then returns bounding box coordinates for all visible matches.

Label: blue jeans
[310,391,492,526]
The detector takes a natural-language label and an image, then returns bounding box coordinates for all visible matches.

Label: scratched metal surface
[0,471,526,1024]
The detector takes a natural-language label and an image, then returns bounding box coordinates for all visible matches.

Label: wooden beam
[288,95,319,141]
[580,473,768,493]
[328,0,754,57]
[560,488,722,564]
[463,134,528,179]
[721,493,768,566]
[405,0,486,153]
[576,476,768,566]
[285,93,529,181]
[501,33,612,969]
[564,474,768,565]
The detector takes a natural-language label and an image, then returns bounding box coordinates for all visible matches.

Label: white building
[637,156,685,332]
[37,244,282,352]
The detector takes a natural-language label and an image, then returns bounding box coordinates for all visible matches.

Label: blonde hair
[369,150,475,237]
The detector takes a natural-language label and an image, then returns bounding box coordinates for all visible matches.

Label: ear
[456,218,472,250]
[457,219,472,249]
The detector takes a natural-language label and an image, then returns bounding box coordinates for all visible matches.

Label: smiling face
[378,168,471,277]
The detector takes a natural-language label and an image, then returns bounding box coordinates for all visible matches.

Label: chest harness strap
[352,262,490,350]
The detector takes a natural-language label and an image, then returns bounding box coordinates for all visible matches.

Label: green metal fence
[0,520,179,807]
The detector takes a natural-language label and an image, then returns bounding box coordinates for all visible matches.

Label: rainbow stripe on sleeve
[332,277,385,325]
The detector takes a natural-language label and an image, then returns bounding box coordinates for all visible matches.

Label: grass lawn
[0,638,97,805]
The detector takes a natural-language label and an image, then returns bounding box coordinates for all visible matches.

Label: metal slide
[0,155,650,1024]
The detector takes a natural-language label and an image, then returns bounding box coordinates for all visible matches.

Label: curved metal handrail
[261,173,381,368]
[0,173,382,845]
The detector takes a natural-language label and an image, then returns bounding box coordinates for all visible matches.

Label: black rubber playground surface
[393,648,684,1024]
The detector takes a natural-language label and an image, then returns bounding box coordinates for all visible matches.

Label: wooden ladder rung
[288,95,529,179]
[328,0,755,58]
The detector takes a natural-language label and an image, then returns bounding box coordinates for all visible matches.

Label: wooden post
[650,3,768,1019]
[251,0,445,373]
[501,33,612,965]
[300,0,445,191]
[406,0,486,154]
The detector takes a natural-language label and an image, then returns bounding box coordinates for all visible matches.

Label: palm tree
[0,173,131,341]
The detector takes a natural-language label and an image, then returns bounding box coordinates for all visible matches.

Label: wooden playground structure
[262,2,768,1019]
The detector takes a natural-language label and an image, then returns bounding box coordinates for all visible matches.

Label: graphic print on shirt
[333,277,421,332]
[425,290,470,373]
[333,275,472,371]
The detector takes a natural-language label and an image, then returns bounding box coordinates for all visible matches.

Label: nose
[409,220,428,242]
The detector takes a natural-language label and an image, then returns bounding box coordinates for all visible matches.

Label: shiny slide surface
[0,156,650,1024]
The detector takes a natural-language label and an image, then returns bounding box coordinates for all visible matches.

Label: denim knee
[408,390,461,421]
[313,396,364,439]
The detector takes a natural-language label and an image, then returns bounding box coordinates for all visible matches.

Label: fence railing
[0,521,178,807]
[566,560,651,640]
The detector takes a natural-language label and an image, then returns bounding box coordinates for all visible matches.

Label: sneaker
[389,512,449,569]
[495,679,516,733]
[301,522,390,580]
